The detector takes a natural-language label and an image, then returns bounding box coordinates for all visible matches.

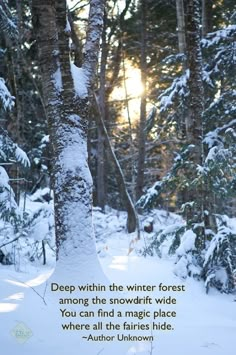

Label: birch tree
[32,0,105,276]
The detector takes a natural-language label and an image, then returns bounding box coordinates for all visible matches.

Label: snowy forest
[0,0,236,354]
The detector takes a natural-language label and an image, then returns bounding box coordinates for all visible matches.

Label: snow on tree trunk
[96,21,107,210]
[185,0,205,245]
[82,0,105,92]
[186,0,203,144]
[184,0,217,245]
[32,0,106,281]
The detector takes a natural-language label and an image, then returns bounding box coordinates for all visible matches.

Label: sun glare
[125,67,144,98]
[112,64,144,101]
[110,63,145,123]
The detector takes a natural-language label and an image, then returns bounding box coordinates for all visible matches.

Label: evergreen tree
[137,0,236,291]
[0,1,30,221]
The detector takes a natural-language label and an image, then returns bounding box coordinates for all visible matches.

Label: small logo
[10,322,33,344]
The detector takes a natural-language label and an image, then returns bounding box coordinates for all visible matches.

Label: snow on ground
[0,202,236,355]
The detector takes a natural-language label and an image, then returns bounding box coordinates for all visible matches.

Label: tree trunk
[7,1,24,205]
[94,94,139,234]
[176,0,186,54]
[185,0,204,245]
[202,0,213,37]
[96,124,106,209]
[68,2,133,216]
[68,10,83,67]
[136,0,147,201]
[176,0,187,207]
[96,15,107,210]
[176,0,187,140]
[32,0,105,278]
[186,0,203,149]
[185,0,217,245]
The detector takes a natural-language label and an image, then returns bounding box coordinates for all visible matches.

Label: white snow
[71,63,88,98]
[0,165,10,187]
[0,166,18,213]
[159,70,189,112]
[65,17,71,33]
[31,220,49,242]
[52,67,62,92]
[0,77,15,110]
[0,205,236,355]
[205,146,218,162]
[15,146,30,167]
[57,119,92,186]
[201,25,236,47]
[176,229,196,256]
[41,135,50,144]
[30,187,52,202]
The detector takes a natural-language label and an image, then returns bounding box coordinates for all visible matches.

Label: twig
[12,277,47,306]
[69,1,89,12]
[43,281,48,300]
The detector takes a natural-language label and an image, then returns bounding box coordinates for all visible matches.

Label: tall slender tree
[136,0,147,201]
[202,0,213,37]
[184,0,205,238]
[96,12,107,211]
[176,0,186,54]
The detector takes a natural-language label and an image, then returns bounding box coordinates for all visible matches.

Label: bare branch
[12,276,47,305]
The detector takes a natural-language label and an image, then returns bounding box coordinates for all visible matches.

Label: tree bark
[96,14,107,210]
[185,0,204,244]
[175,0,188,142]
[82,0,105,92]
[176,0,186,54]
[68,10,83,67]
[202,0,213,37]
[136,0,147,201]
[185,0,216,245]
[5,1,24,205]
[94,94,139,234]
[186,0,203,145]
[32,0,105,277]
[67,2,133,216]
